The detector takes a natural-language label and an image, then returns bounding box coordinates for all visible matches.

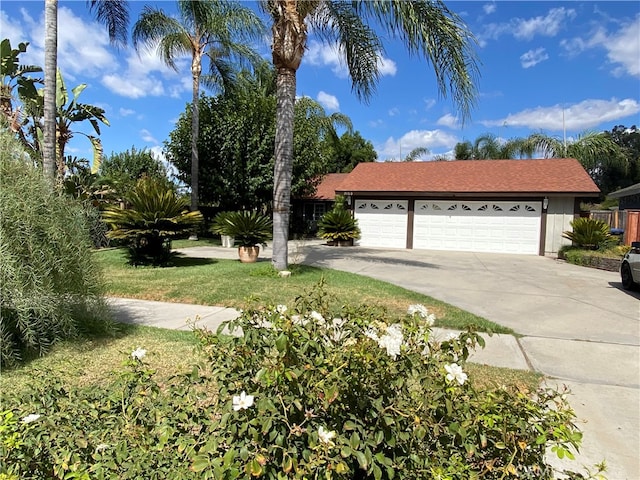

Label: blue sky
[1,1,639,167]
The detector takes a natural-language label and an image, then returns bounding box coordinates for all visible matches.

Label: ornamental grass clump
[0,131,106,367]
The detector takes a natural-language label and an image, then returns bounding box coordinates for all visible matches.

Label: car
[620,241,640,290]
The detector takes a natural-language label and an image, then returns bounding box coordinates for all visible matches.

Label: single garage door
[413,200,541,254]
[355,200,408,248]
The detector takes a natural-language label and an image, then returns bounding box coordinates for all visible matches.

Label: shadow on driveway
[302,245,441,270]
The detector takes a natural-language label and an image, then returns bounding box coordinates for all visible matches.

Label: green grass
[95,247,513,334]
[171,237,221,249]
[0,326,540,398]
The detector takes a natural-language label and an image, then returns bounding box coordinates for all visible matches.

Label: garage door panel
[414,200,541,254]
[355,200,408,248]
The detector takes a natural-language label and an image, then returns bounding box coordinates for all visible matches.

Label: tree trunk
[272,66,296,271]
[190,58,200,213]
[43,0,58,182]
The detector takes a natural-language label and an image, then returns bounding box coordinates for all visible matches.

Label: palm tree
[261,0,479,270]
[453,133,536,160]
[43,0,129,182]
[404,147,430,162]
[521,131,626,177]
[133,0,264,214]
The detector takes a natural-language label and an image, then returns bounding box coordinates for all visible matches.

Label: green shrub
[0,132,106,367]
[209,211,272,247]
[562,218,612,250]
[0,285,605,479]
[102,177,203,265]
[317,209,361,242]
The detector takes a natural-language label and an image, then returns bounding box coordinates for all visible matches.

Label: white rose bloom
[378,324,404,360]
[407,304,429,318]
[318,426,336,445]
[309,311,325,324]
[444,363,468,385]
[131,347,146,360]
[21,414,41,424]
[232,391,255,411]
[276,304,288,314]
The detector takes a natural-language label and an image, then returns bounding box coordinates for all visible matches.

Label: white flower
[425,313,436,327]
[131,347,146,360]
[276,304,288,314]
[444,363,468,386]
[444,332,459,342]
[291,315,308,326]
[21,414,41,424]
[95,443,109,453]
[232,391,255,411]
[408,304,429,318]
[364,328,379,342]
[309,311,325,324]
[378,324,404,360]
[318,426,336,446]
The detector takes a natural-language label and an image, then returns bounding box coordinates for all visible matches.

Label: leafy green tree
[0,130,105,367]
[165,71,351,211]
[326,131,377,173]
[99,146,170,201]
[602,125,640,195]
[262,0,479,270]
[133,0,264,212]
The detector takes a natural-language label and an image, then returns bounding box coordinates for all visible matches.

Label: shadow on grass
[170,255,218,267]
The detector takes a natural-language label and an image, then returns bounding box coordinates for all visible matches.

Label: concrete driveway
[295,243,640,479]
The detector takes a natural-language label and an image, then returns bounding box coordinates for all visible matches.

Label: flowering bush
[0,285,605,479]
[196,285,597,479]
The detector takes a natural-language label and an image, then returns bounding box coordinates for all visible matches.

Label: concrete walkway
[109,241,639,479]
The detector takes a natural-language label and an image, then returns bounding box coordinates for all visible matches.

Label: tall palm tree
[521,131,626,177]
[133,0,264,213]
[261,0,479,270]
[43,0,130,182]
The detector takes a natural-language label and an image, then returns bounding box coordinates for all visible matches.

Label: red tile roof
[336,159,599,195]
[311,173,349,200]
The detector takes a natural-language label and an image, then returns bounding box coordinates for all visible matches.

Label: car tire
[621,262,636,291]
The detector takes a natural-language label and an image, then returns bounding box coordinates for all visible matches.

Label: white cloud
[481,98,640,131]
[119,108,135,117]
[305,40,396,78]
[483,3,497,15]
[561,15,640,78]
[368,119,384,128]
[377,57,397,76]
[140,129,158,144]
[479,7,576,45]
[316,91,339,111]
[436,113,460,129]
[378,129,459,159]
[388,107,400,117]
[520,48,549,69]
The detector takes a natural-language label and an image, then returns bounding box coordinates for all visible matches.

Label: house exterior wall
[545,196,575,254]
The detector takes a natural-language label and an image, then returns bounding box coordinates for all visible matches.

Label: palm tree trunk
[272,66,296,271]
[43,0,57,182]
[190,67,200,213]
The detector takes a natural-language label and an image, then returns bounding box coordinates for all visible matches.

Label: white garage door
[413,200,541,254]
[354,200,408,248]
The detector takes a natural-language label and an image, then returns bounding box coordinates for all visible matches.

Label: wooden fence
[589,210,640,244]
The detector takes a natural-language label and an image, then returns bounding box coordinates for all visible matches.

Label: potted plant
[210,211,272,263]
[210,211,235,247]
[317,209,361,246]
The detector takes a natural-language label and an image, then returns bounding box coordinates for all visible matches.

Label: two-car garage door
[355,199,542,254]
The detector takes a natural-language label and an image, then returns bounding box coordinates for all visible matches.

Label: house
[330,159,599,255]
[608,182,640,210]
[291,173,348,234]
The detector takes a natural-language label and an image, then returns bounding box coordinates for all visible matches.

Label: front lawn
[95,247,513,334]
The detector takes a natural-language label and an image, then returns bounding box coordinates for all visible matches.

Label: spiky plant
[317,209,361,242]
[102,177,203,265]
[562,218,612,250]
[211,211,272,247]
